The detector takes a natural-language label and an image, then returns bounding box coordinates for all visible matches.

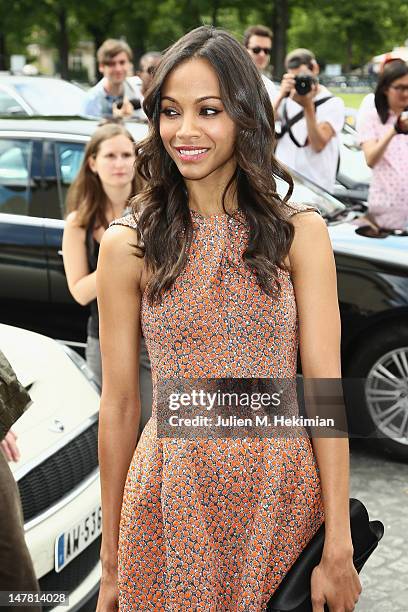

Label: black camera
[294,74,316,96]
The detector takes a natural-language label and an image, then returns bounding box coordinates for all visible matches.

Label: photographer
[358,61,408,232]
[275,48,344,193]
[83,39,142,119]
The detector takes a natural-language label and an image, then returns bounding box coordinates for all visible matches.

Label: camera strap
[279,96,333,148]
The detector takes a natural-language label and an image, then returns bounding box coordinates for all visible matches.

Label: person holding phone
[83,39,140,120]
[358,61,408,232]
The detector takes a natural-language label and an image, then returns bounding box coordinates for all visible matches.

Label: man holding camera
[275,48,344,192]
[83,39,141,119]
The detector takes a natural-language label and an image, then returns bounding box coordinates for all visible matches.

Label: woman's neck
[185,164,238,217]
[103,184,132,219]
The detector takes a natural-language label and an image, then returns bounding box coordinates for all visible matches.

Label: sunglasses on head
[249,46,271,55]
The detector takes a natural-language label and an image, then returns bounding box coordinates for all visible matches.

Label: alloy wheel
[365,347,408,445]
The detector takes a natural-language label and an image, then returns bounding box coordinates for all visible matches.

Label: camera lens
[294,74,313,96]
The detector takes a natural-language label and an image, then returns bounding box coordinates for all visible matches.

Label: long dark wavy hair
[132,26,296,304]
[375,61,408,124]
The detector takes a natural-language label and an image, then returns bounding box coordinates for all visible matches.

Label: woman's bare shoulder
[280,200,321,220]
[99,223,144,282]
[288,208,331,274]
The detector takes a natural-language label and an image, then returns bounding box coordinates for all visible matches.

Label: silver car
[0,76,86,116]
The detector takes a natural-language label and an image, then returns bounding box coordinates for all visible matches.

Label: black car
[0,117,147,349]
[0,117,407,460]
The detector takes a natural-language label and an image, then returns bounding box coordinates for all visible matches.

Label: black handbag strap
[279,96,333,147]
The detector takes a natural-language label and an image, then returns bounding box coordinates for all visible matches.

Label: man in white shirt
[243,25,279,103]
[275,48,344,193]
[83,39,140,119]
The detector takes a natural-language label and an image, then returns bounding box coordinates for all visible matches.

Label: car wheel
[347,325,408,461]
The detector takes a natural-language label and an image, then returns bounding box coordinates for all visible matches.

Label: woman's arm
[62,211,97,306]
[96,225,144,608]
[289,212,361,612]
[361,127,396,168]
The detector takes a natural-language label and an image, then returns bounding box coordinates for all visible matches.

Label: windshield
[276,172,345,218]
[13,80,86,116]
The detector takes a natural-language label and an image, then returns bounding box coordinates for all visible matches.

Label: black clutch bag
[267,498,384,612]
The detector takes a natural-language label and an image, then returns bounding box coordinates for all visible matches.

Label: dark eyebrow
[161,95,222,104]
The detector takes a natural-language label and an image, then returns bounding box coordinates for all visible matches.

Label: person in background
[139,52,162,96]
[83,39,140,119]
[62,122,152,433]
[274,48,344,193]
[128,51,162,120]
[0,350,41,612]
[243,24,278,103]
[358,61,408,232]
[356,56,406,132]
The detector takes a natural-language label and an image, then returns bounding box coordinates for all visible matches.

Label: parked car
[1,323,101,611]
[334,121,371,207]
[0,117,146,349]
[0,76,86,116]
[0,117,407,460]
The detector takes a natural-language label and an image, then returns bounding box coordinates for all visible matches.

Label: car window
[0,89,27,115]
[55,142,85,206]
[0,139,32,215]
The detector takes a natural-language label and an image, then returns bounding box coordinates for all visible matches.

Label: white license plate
[55,504,102,573]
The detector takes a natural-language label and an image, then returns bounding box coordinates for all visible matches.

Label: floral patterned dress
[111,202,324,611]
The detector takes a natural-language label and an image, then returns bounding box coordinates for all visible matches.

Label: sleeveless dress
[111,203,325,612]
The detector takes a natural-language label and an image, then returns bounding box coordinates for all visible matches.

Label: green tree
[0,0,36,69]
[288,0,408,70]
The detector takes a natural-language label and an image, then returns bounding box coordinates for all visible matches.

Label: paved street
[349,441,408,611]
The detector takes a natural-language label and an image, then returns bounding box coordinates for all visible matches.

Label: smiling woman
[96,26,362,612]
[159,61,236,187]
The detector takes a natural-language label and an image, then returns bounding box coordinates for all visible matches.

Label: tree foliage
[288,0,408,71]
[1,0,407,78]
